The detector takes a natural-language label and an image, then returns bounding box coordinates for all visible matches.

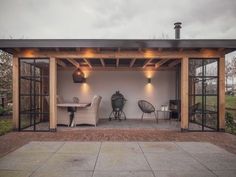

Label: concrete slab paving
[100,142,142,154]
[38,153,97,171]
[193,152,236,170]
[95,152,151,171]
[31,170,93,177]
[145,151,207,171]
[212,170,236,177]
[14,141,64,153]
[0,152,52,171]
[0,141,235,177]
[58,142,101,155]
[139,142,183,153]
[154,170,216,177]
[176,142,229,154]
[0,170,31,177]
[93,170,155,177]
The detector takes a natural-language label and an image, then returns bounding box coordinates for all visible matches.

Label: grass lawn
[226,95,236,109]
[0,118,13,136]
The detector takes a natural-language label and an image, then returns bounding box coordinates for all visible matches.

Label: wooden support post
[12,56,19,130]
[181,57,189,131]
[219,56,225,131]
[49,57,57,131]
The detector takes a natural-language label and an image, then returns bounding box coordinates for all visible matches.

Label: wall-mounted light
[148,78,151,84]
[72,68,86,83]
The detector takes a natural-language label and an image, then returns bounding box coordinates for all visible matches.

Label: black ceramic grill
[109,91,126,121]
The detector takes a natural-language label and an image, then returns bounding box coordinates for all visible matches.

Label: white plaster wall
[57,70,176,119]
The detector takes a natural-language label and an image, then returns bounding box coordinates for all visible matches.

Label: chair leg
[154,111,158,123]
[141,112,144,120]
[109,111,114,121]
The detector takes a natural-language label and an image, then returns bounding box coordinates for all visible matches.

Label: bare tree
[0,50,13,103]
[225,59,232,92]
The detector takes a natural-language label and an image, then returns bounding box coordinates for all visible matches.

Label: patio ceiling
[57,57,180,70]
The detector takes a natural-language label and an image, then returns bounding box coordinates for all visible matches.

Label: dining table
[57,103,90,127]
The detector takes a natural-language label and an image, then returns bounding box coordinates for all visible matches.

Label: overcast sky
[0,0,236,39]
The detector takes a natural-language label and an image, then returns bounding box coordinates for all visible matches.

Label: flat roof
[0,39,236,49]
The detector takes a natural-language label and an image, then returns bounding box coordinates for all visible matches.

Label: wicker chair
[138,100,158,123]
[74,95,102,126]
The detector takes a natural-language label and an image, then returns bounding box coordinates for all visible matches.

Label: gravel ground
[0,129,236,158]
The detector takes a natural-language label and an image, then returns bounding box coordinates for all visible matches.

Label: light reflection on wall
[143,70,155,98]
[144,82,154,98]
[79,83,90,96]
[144,70,155,78]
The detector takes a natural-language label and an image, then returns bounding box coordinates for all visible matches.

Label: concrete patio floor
[0,142,235,177]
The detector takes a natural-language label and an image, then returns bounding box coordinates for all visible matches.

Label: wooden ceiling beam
[143,58,153,68]
[17,49,222,59]
[155,59,170,69]
[130,58,136,68]
[66,58,80,68]
[83,58,92,68]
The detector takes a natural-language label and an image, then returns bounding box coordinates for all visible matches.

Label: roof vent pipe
[174,22,182,39]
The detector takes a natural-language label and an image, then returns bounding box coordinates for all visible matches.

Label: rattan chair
[138,100,158,123]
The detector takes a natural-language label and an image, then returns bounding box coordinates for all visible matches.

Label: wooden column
[12,56,19,130]
[49,57,57,131]
[219,56,225,130]
[181,57,189,131]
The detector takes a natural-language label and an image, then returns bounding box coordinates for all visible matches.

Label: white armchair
[74,95,102,126]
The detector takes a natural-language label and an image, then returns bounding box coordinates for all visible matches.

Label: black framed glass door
[19,58,50,131]
[189,59,219,131]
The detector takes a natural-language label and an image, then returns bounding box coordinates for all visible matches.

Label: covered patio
[1,39,235,132]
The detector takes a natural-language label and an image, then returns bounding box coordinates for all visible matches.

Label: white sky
[0,0,236,39]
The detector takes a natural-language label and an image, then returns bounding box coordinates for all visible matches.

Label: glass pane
[20,96,32,112]
[35,59,49,77]
[189,58,219,131]
[205,96,218,112]
[20,114,32,129]
[204,59,218,76]
[35,82,41,95]
[20,60,34,77]
[204,113,217,130]
[205,78,218,95]
[189,59,203,76]
[19,58,50,131]
[20,78,31,95]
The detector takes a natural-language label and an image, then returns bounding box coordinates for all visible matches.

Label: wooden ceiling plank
[83,58,92,68]
[57,59,67,68]
[142,58,153,68]
[155,59,170,69]
[130,58,136,68]
[168,60,181,68]
[100,58,105,67]
[66,58,80,68]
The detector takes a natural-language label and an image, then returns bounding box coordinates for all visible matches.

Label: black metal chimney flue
[174,22,182,39]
